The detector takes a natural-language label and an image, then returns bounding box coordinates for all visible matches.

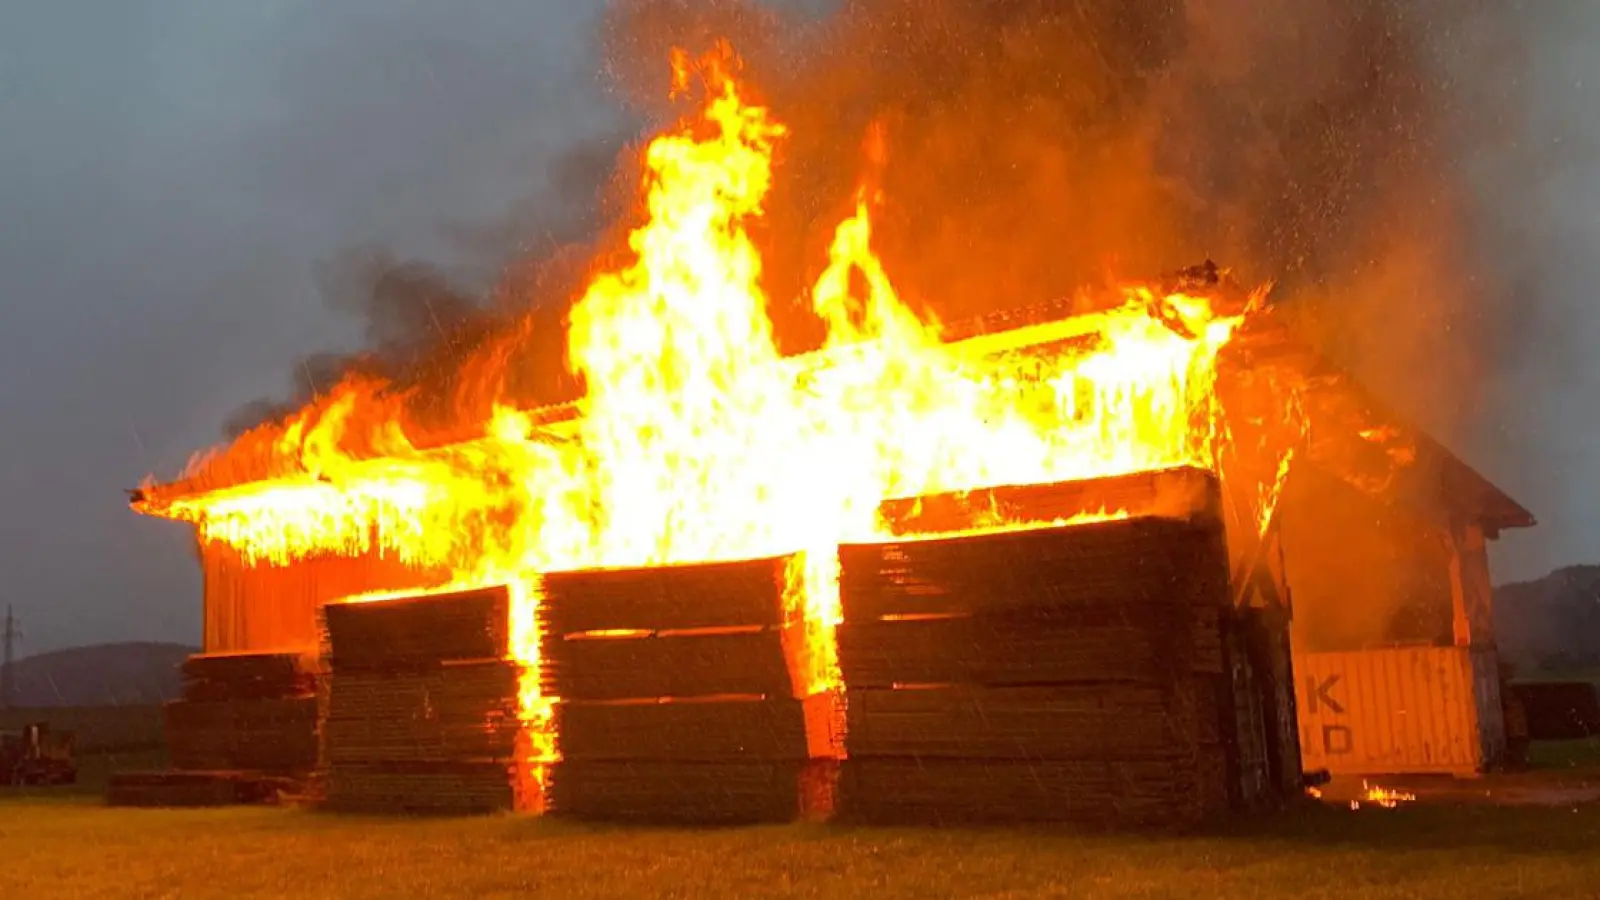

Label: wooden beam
[1447,522,1495,648]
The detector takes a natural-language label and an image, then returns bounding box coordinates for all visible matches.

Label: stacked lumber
[877,466,1220,537]
[837,468,1249,828]
[540,556,840,824]
[165,696,319,773]
[163,651,319,776]
[106,770,297,808]
[322,761,537,816]
[178,652,316,700]
[322,588,510,669]
[323,664,525,764]
[318,586,538,815]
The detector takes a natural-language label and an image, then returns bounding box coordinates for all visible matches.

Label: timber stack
[541,555,841,824]
[108,651,317,807]
[104,770,293,808]
[836,467,1286,827]
[163,651,320,775]
[318,586,537,815]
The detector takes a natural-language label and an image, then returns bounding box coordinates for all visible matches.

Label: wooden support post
[1447,522,1495,648]
[1448,528,1471,648]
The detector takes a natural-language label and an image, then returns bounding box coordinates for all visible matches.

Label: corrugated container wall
[1296,646,1504,776]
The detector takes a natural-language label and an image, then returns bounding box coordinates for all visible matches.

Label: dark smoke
[590,0,1537,638]
[220,249,490,439]
[231,0,1522,454]
[600,0,1515,438]
[221,124,642,439]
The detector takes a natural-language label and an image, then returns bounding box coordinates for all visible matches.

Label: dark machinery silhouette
[1,722,78,786]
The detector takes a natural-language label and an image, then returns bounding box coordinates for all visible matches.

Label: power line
[1,605,18,710]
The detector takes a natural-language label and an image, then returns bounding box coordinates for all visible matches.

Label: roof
[131,266,1534,538]
[132,272,1253,510]
[1225,311,1535,538]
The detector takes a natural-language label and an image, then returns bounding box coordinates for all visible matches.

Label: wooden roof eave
[1224,316,1535,538]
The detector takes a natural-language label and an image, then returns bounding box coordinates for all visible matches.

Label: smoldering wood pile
[318,586,537,815]
[162,651,320,776]
[836,467,1260,828]
[540,556,841,824]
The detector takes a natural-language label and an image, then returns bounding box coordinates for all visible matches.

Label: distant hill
[4,641,195,707]
[1494,565,1600,674]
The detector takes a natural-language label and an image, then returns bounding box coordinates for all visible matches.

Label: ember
[1353,781,1418,810]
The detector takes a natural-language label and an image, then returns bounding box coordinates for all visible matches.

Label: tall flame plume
[136,44,1251,751]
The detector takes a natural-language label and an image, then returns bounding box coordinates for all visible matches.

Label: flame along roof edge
[132,264,1533,534]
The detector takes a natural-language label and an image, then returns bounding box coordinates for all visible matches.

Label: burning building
[1226,329,1536,776]
[124,44,1528,819]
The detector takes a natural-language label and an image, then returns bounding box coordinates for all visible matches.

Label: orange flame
[135,46,1250,754]
[1351,780,1417,810]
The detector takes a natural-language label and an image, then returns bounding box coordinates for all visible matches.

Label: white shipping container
[1295,646,1505,776]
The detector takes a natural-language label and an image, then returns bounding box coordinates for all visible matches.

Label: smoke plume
[222,124,641,438]
[598,0,1515,437]
[233,0,1522,460]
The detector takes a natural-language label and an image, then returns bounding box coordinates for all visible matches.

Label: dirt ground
[1314,737,1600,808]
[1318,769,1600,808]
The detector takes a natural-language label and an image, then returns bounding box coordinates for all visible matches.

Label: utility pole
[1,605,16,710]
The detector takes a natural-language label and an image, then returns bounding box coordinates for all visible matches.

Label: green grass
[1511,668,1600,685]
[6,751,1595,898]
[2,798,1598,899]
[1528,737,1600,771]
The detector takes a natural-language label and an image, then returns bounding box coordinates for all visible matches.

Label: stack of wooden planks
[163,651,320,776]
[540,556,841,824]
[836,467,1258,828]
[876,467,1218,537]
[106,770,298,808]
[318,586,538,815]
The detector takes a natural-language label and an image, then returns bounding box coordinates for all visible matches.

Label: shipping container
[1296,645,1505,776]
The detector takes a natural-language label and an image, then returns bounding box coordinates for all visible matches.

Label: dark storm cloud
[0,2,616,652]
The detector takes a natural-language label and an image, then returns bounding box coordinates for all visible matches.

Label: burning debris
[1353,781,1418,810]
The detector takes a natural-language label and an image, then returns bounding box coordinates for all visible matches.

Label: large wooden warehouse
[130,295,1536,814]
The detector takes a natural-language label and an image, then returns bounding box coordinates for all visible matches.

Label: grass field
[4,792,1599,899]
[1512,668,1600,685]
[1528,736,1600,770]
[6,748,1598,899]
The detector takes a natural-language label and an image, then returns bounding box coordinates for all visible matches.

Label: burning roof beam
[1225,311,1535,537]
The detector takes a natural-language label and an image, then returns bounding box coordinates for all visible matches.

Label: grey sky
[0,2,1593,653]
[0,2,615,652]
[1465,3,1600,587]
